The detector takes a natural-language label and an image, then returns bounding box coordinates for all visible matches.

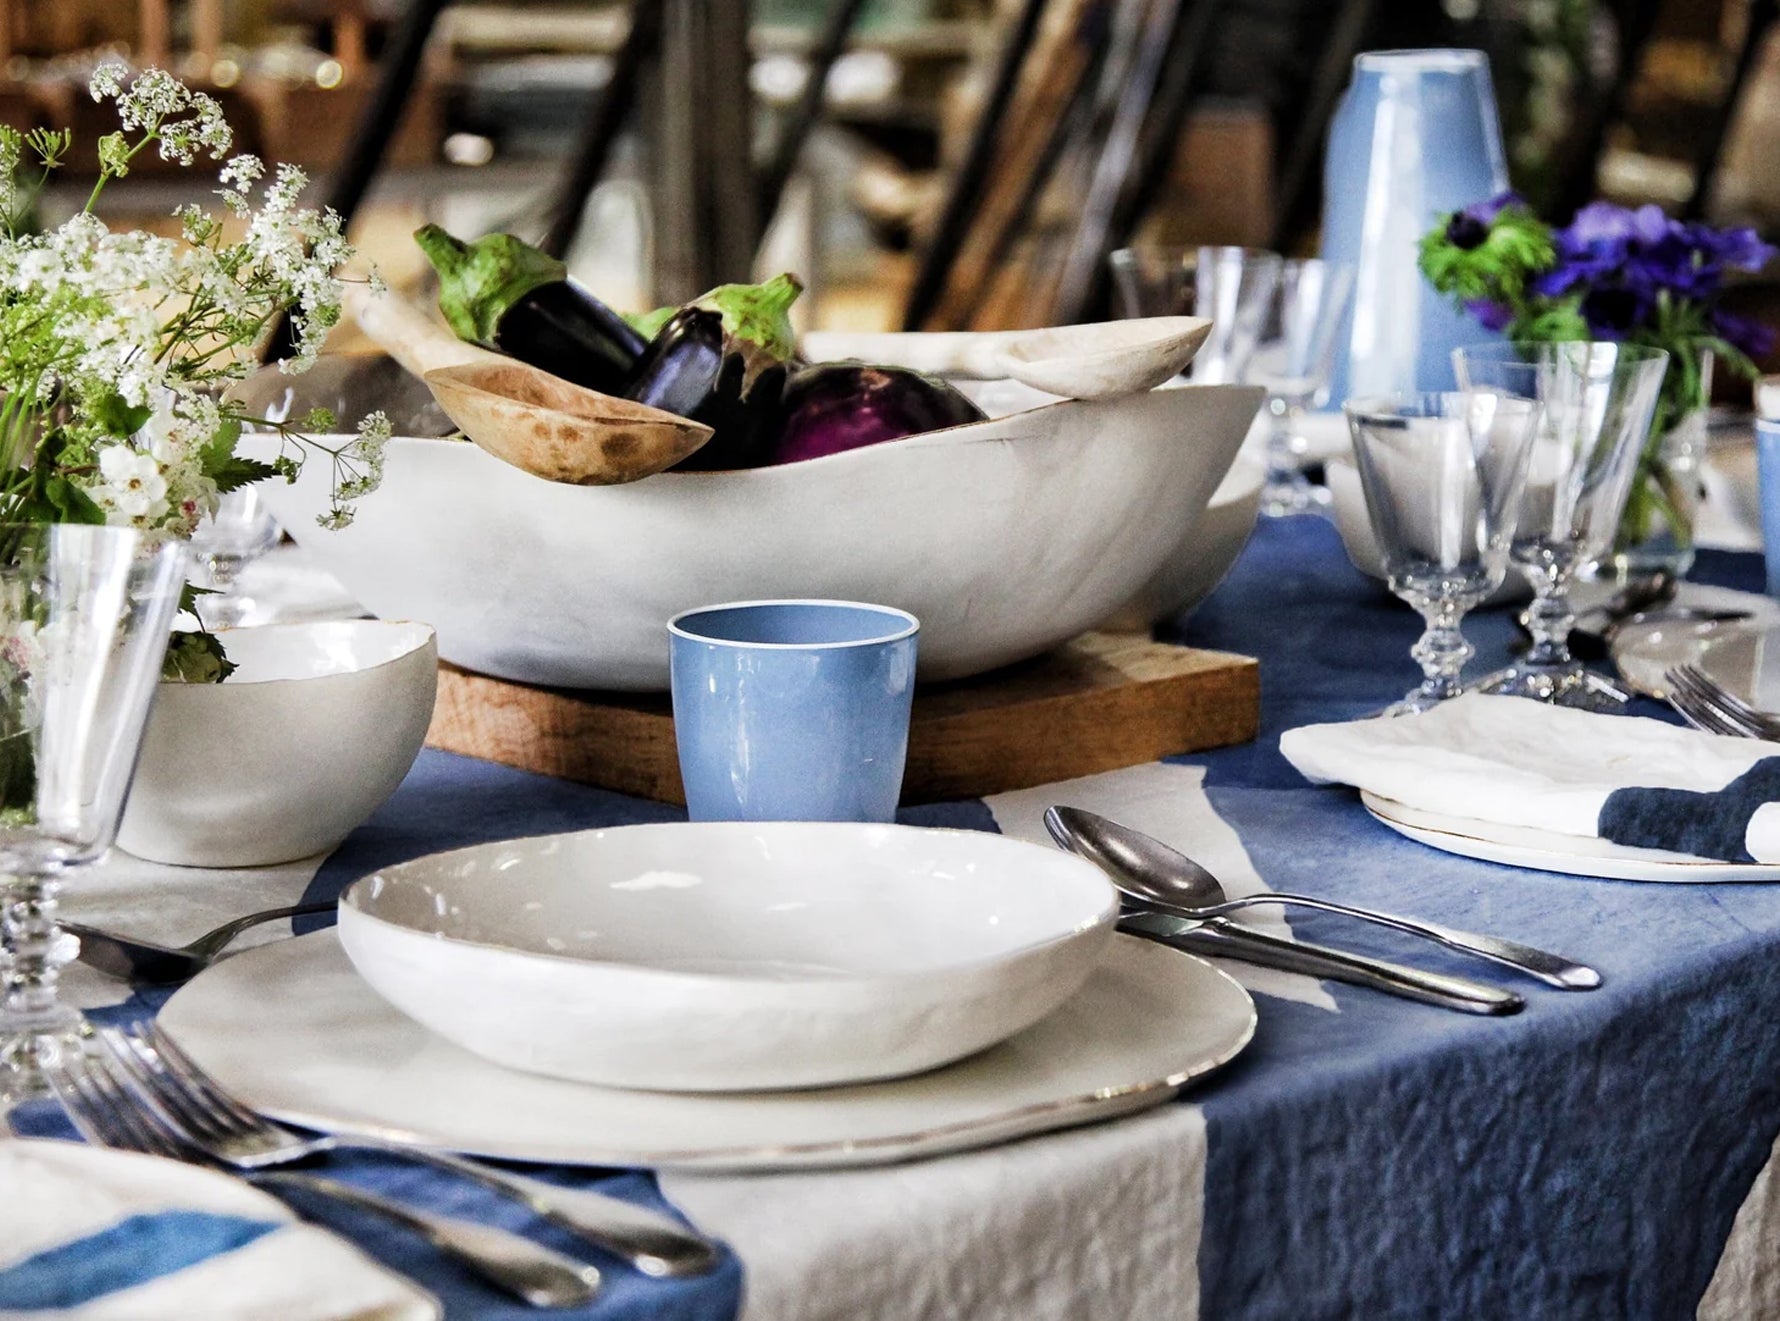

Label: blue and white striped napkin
[0,1139,435,1321]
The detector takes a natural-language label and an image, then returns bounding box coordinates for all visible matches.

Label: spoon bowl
[424,362,712,485]
[65,901,334,985]
[345,284,713,485]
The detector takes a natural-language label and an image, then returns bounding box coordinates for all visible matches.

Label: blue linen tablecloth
[20,514,1780,1320]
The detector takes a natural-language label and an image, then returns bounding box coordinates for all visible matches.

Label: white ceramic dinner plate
[158,932,1256,1172]
[1610,592,1780,700]
[1363,791,1780,883]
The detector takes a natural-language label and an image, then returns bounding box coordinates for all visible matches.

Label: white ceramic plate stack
[1611,606,1780,701]
[159,822,1258,1171]
[1364,791,1780,883]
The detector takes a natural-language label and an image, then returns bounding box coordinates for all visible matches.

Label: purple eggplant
[628,274,803,471]
[770,362,987,464]
[415,226,644,396]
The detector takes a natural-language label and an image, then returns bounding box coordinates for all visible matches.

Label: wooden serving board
[426,632,1259,806]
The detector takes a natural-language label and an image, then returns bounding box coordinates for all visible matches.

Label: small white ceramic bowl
[336,821,1119,1092]
[118,620,437,868]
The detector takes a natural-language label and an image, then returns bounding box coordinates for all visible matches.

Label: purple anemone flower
[1577,287,1649,339]
[1443,190,1524,251]
[1463,298,1515,332]
[1712,307,1778,358]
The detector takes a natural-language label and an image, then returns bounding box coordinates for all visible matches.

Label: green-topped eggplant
[626,273,803,471]
[414,225,644,397]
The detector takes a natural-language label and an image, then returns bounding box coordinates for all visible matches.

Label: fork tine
[138,1022,270,1137]
[1666,671,1715,729]
[51,1047,185,1160]
[1665,667,1756,737]
[97,1028,232,1145]
[1675,665,1780,736]
[1682,672,1768,739]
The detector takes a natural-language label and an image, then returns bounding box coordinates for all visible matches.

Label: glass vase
[1603,351,1712,582]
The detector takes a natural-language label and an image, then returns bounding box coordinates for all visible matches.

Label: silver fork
[102,1023,721,1278]
[49,1041,601,1309]
[1665,665,1780,739]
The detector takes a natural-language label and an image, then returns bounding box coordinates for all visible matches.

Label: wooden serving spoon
[423,362,711,485]
[798,316,1211,400]
[346,286,712,485]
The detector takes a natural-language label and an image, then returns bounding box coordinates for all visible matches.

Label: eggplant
[626,273,803,471]
[415,225,644,396]
[770,362,987,465]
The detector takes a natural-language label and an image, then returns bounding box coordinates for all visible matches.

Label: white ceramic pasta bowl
[117,620,437,868]
[335,821,1119,1091]
[236,360,1262,690]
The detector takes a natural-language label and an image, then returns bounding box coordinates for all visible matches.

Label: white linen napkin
[0,1139,435,1321]
[1279,693,1780,863]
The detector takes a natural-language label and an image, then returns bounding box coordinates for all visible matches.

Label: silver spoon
[63,900,334,984]
[1045,807,1601,990]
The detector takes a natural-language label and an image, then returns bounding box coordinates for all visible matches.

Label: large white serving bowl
[241,376,1262,690]
[1102,450,1265,628]
[117,620,437,868]
[335,821,1119,1092]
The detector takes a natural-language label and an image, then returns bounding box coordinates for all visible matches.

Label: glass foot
[0,1007,84,1106]
[1470,662,1631,712]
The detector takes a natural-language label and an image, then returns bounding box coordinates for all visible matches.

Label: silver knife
[1118,910,1525,1016]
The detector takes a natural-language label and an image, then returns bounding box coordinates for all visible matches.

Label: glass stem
[1520,563,1574,669]
[1410,597,1473,704]
[1266,398,1294,478]
[2,873,71,1029]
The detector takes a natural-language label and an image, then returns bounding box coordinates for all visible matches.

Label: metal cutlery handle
[186,901,336,958]
[345,1138,721,1277]
[254,1171,600,1308]
[1216,893,1600,990]
[1120,915,1524,1015]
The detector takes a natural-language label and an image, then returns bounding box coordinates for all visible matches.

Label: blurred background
[18,0,1780,367]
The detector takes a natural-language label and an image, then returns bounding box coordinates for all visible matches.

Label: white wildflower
[95,445,169,521]
[88,63,127,103]
[219,154,263,188]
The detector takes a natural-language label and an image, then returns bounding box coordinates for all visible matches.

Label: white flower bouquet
[0,64,387,678]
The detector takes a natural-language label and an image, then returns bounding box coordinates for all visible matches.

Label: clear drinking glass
[1452,342,1671,710]
[1248,258,1357,515]
[0,525,186,1104]
[188,488,281,629]
[1108,246,1283,384]
[1344,392,1541,715]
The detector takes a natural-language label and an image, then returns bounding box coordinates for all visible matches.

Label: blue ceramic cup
[669,600,919,823]
[1758,419,1780,597]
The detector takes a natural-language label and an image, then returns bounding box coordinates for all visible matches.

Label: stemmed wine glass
[188,488,281,629]
[1108,246,1282,384]
[1452,342,1670,710]
[1344,392,1541,715]
[1248,258,1357,515]
[0,525,185,1104]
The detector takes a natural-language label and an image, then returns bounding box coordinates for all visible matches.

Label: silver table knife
[1118,911,1526,1016]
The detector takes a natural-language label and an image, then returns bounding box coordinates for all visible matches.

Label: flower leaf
[210,455,278,494]
[161,629,235,683]
[88,391,152,440]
